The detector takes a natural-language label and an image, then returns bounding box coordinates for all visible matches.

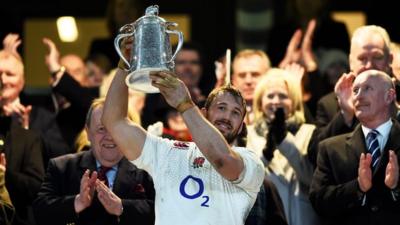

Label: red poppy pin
[134,184,145,193]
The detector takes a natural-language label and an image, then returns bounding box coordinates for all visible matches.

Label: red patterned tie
[97,166,112,187]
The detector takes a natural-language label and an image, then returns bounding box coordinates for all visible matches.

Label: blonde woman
[247,68,319,225]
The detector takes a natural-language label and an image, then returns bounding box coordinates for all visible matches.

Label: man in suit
[315,25,393,133]
[308,25,395,166]
[0,47,45,225]
[310,70,400,225]
[33,98,155,225]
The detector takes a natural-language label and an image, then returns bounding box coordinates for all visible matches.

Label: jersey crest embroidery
[192,157,205,168]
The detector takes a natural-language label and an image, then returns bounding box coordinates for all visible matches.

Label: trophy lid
[134,5,165,25]
[145,5,159,16]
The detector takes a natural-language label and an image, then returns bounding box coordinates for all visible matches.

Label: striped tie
[366,130,381,171]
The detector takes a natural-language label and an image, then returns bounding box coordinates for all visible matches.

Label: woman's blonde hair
[253,68,305,124]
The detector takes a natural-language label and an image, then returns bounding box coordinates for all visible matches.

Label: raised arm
[150,71,244,181]
[101,38,147,161]
[102,68,147,161]
[182,107,244,181]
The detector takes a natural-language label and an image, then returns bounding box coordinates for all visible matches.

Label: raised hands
[279,19,317,72]
[2,33,22,60]
[334,72,356,126]
[74,170,97,213]
[283,62,306,85]
[358,150,399,193]
[75,169,124,215]
[95,180,123,216]
[150,71,194,113]
[358,153,372,192]
[385,150,399,189]
[263,108,287,161]
[2,100,32,129]
[42,38,61,73]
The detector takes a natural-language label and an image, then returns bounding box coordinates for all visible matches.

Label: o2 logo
[179,175,210,207]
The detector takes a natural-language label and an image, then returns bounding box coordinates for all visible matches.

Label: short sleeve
[231,147,265,195]
[132,133,174,177]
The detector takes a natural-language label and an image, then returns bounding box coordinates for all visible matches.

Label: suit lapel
[79,150,97,172]
[346,125,367,160]
[373,120,400,178]
[113,158,135,195]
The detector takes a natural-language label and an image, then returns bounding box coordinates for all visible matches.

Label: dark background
[0,0,397,91]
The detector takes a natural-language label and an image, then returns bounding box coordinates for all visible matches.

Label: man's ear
[200,107,207,117]
[385,88,396,103]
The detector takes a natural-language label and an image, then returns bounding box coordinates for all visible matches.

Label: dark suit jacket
[245,178,288,225]
[315,92,339,128]
[310,120,400,225]
[23,73,99,164]
[1,118,45,225]
[33,150,155,225]
[308,92,356,166]
[52,73,98,149]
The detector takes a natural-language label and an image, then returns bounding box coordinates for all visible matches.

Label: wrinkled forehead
[353,71,387,88]
[352,33,387,53]
[90,106,104,127]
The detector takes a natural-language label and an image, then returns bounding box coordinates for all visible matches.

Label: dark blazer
[315,92,339,128]
[24,73,99,163]
[33,150,155,225]
[52,73,98,149]
[310,120,400,225]
[2,118,45,225]
[245,178,288,225]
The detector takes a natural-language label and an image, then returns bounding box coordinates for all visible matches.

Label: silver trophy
[114,5,184,93]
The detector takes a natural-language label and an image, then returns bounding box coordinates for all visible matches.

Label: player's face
[205,92,245,143]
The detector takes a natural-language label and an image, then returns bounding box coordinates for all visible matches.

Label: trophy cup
[114,5,184,93]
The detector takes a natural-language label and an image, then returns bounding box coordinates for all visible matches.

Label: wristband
[176,99,194,113]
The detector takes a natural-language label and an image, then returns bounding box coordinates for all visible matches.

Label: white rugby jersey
[132,134,264,225]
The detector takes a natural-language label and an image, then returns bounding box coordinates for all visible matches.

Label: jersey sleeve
[131,133,174,177]
[231,147,265,195]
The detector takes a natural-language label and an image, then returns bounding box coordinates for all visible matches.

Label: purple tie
[97,166,112,187]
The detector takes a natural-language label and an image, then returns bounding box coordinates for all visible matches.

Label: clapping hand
[2,100,32,129]
[279,19,317,72]
[95,179,123,216]
[263,108,287,161]
[74,170,97,213]
[385,150,399,189]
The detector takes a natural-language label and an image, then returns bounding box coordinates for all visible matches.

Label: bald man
[310,70,400,225]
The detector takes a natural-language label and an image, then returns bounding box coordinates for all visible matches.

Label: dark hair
[204,85,247,117]
[236,123,248,147]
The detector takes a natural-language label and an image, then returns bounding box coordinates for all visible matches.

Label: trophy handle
[166,22,184,65]
[114,24,135,70]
